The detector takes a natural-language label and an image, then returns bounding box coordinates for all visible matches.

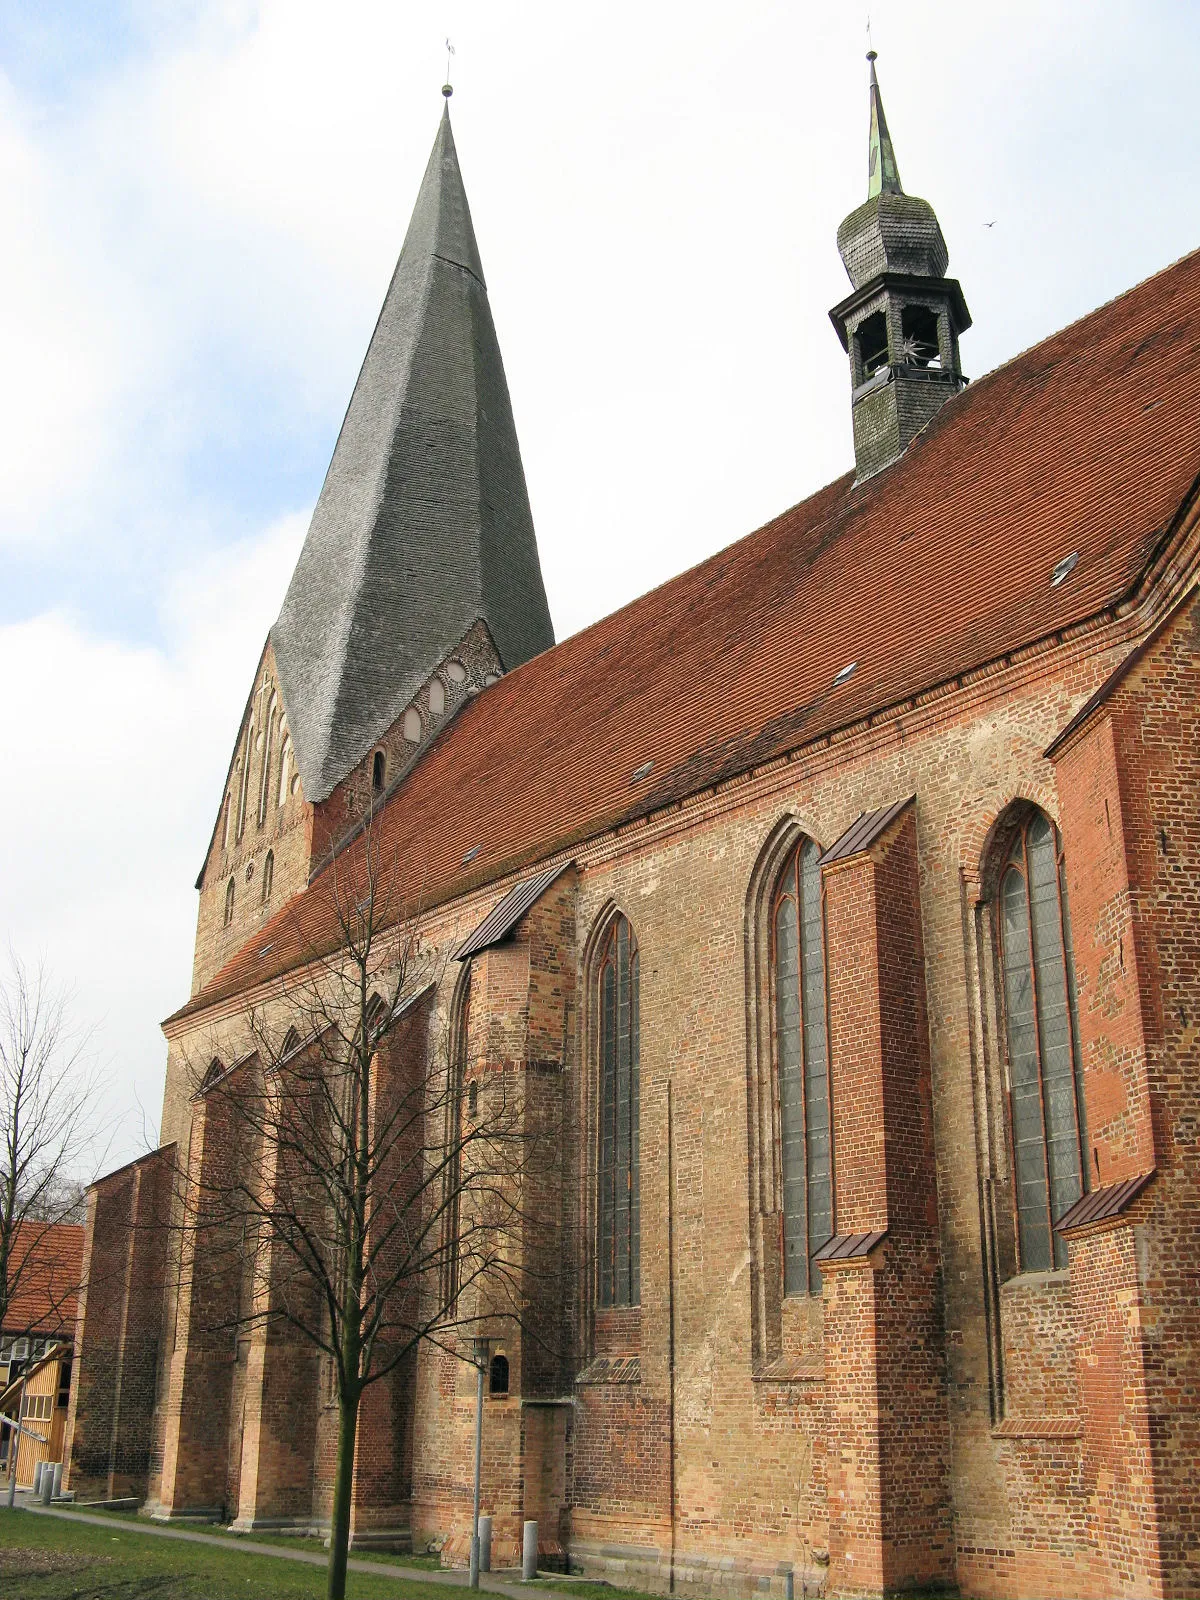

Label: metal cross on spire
[443,38,455,98]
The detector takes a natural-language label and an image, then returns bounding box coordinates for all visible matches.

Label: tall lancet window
[277,738,292,807]
[997,809,1087,1271]
[258,694,277,828]
[236,722,254,841]
[772,838,833,1295]
[597,915,639,1308]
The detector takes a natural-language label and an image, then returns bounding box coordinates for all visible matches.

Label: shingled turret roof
[271,103,555,801]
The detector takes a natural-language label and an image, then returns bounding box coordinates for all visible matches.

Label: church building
[65,60,1200,1600]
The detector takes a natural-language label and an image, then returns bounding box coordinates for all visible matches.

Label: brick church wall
[1051,593,1200,1598]
[65,595,1200,1598]
[65,1147,173,1502]
[819,810,954,1596]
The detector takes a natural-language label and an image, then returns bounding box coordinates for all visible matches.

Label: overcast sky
[2,0,1197,1172]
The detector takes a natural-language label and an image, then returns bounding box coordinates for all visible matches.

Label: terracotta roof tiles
[173,248,1200,1024]
[3,1222,84,1337]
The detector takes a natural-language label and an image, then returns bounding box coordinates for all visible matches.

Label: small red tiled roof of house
[174,246,1200,1023]
[3,1222,85,1336]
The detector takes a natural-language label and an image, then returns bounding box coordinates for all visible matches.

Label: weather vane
[443,38,455,99]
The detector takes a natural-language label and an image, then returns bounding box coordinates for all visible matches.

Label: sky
[2,0,1198,1172]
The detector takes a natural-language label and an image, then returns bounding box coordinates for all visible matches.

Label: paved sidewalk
[20,1500,582,1599]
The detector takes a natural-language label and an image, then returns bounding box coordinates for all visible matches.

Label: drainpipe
[469,1337,490,1589]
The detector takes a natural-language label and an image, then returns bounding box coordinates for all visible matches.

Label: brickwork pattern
[66,596,1200,1598]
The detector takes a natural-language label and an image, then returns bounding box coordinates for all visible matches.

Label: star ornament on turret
[829,51,972,483]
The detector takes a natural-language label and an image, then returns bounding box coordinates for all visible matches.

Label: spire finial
[442,37,455,99]
[866,48,903,199]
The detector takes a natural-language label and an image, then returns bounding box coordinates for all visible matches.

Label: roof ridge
[172,240,1200,1027]
[496,251,1200,697]
[963,244,1200,391]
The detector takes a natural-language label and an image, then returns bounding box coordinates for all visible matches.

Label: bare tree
[180,821,561,1600]
[0,952,104,1339]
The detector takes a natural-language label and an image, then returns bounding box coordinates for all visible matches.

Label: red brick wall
[1053,594,1200,1598]
[156,1093,242,1517]
[66,1148,173,1502]
[820,809,954,1595]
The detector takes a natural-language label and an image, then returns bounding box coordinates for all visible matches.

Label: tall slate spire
[829,53,971,481]
[866,51,902,198]
[272,103,555,801]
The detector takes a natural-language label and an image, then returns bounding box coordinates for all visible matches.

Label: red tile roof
[174,248,1200,1023]
[3,1222,84,1336]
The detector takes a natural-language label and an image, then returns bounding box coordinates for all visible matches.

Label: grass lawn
[69,1505,442,1571]
[0,1508,464,1599]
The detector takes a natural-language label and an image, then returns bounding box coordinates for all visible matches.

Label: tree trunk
[327,1385,360,1600]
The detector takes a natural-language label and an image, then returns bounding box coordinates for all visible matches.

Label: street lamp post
[469,1337,492,1590]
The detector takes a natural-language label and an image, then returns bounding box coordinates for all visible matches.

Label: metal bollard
[41,1465,54,1505]
[522,1519,538,1580]
[479,1515,492,1572]
[33,1462,44,1496]
[52,1462,63,1498]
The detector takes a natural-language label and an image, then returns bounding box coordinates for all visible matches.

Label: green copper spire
[866,51,903,198]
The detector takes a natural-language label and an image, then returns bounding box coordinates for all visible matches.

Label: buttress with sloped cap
[271,104,555,801]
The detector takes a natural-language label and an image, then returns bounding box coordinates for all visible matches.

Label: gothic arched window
[997,808,1087,1272]
[772,837,832,1295]
[257,694,277,828]
[597,914,639,1308]
[224,877,235,927]
[261,849,274,904]
[372,750,386,792]
[277,738,292,807]
[236,722,254,841]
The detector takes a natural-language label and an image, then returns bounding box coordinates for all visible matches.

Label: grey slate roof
[271,105,555,801]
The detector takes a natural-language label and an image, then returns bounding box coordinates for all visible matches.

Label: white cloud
[0,0,1196,1171]
[0,513,305,1166]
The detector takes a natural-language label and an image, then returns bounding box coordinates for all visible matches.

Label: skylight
[1051,552,1080,587]
[463,845,482,864]
[833,661,858,686]
[631,761,653,783]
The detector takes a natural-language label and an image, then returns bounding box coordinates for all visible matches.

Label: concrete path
[20,1500,584,1599]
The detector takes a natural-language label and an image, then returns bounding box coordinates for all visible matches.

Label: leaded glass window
[772,838,833,1295]
[597,915,639,1308]
[998,809,1088,1272]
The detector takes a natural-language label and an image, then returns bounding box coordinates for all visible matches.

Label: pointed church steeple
[271,102,555,801]
[866,52,902,198]
[829,53,971,481]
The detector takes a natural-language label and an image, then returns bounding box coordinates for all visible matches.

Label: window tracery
[994,807,1088,1271]
[597,913,639,1309]
[771,837,833,1295]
